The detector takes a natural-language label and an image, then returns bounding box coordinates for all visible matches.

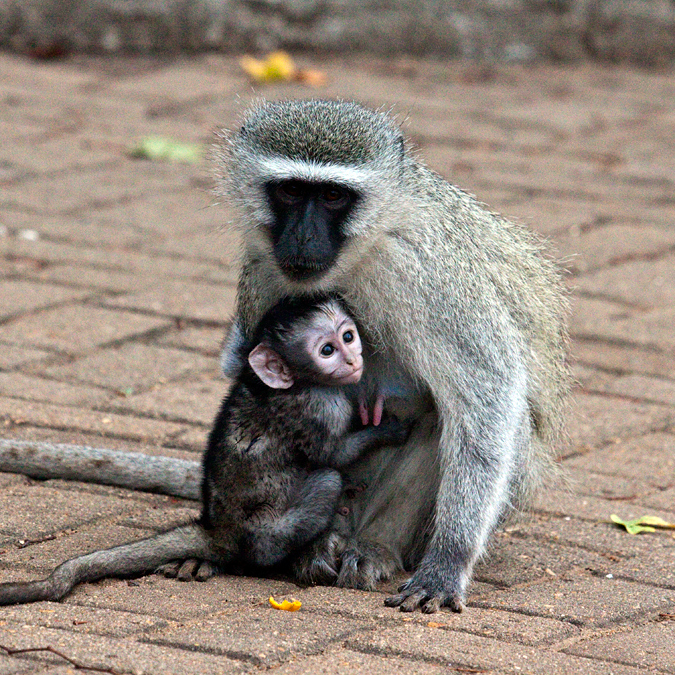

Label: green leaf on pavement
[636,516,675,529]
[129,137,203,163]
[610,514,675,535]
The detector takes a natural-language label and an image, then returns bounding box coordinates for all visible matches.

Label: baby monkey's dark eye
[343,330,354,343]
[321,343,336,356]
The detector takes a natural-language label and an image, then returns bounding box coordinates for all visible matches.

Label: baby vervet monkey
[201,292,410,569]
[0,293,407,606]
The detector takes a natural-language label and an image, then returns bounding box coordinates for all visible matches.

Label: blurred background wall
[1,0,673,67]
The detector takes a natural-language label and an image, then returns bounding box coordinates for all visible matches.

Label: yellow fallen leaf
[240,51,326,87]
[427,621,444,628]
[269,595,302,612]
[610,514,675,534]
[241,51,297,83]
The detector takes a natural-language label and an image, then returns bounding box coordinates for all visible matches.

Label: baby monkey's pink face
[305,308,363,386]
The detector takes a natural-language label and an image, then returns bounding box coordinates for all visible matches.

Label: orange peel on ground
[269,596,302,611]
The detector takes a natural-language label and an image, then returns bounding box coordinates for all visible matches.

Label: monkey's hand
[374,416,413,446]
[358,393,386,427]
[384,561,465,614]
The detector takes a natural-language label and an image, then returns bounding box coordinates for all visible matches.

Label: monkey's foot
[384,569,465,613]
[157,559,218,582]
[292,532,343,585]
[336,542,399,591]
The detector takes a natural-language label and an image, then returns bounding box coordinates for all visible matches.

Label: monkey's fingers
[311,558,339,581]
[384,591,410,607]
[372,394,385,427]
[292,543,340,585]
[177,559,201,581]
[384,590,451,614]
[335,551,359,588]
[337,548,390,591]
[356,556,391,590]
[157,561,181,578]
[358,397,369,426]
[160,558,212,582]
[400,591,429,612]
[384,577,464,614]
[195,560,218,581]
[421,597,443,614]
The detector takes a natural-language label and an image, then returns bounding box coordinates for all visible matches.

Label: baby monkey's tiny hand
[373,415,413,445]
[358,393,388,427]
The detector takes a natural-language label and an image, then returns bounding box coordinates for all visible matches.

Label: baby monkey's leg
[245,469,343,567]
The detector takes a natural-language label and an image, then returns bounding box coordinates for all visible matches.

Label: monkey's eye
[321,187,348,208]
[323,187,342,201]
[275,181,303,203]
[342,330,354,343]
[320,343,336,357]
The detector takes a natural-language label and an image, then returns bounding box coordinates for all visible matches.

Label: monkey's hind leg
[245,469,342,567]
[0,523,216,606]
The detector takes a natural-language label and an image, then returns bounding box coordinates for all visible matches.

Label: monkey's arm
[221,257,286,379]
[355,229,535,613]
[243,469,342,567]
[314,418,411,469]
[0,523,218,605]
[384,321,529,613]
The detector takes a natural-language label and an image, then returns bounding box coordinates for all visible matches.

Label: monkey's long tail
[0,523,217,606]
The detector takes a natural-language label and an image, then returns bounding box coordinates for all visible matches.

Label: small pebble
[18,229,39,241]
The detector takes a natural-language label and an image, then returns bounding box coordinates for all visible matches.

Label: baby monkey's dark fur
[0,294,407,606]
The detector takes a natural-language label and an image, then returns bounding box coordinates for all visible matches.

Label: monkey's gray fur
[215,98,570,613]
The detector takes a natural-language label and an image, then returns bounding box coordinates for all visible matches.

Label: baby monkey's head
[248,294,363,390]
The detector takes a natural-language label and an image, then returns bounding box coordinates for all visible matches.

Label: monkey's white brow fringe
[257,157,379,189]
[0,439,201,499]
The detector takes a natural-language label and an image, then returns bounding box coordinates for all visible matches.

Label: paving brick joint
[1,53,674,674]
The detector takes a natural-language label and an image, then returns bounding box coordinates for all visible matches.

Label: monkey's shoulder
[257,387,353,460]
[289,386,354,435]
[236,381,353,434]
[209,381,354,466]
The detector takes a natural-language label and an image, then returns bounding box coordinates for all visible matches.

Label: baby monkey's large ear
[248,344,295,389]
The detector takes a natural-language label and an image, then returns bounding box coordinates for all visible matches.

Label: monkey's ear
[248,344,295,389]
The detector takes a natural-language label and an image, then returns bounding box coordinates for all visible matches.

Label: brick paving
[0,53,674,674]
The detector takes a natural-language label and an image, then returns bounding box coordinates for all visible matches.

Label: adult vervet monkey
[216,99,570,614]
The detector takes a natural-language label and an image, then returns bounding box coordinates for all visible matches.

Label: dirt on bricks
[1,53,674,675]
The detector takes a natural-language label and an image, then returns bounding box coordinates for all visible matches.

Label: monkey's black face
[265,180,359,281]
